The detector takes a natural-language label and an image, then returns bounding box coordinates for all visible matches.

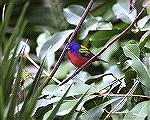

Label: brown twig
[103,93,150,99]
[24,54,60,84]
[43,0,94,87]
[104,80,139,120]
[59,7,146,86]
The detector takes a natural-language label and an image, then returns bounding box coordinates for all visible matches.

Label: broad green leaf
[124,101,150,120]
[62,89,90,120]
[80,98,122,120]
[100,41,120,62]
[112,0,137,24]
[79,17,112,40]
[39,30,73,59]
[63,5,112,40]
[57,100,77,116]
[142,34,150,53]
[90,30,119,48]
[63,5,92,25]
[137,16,150,31]
[125,69,137,81]
[46,84,72,120]
[36,31,51,57]
[144,47,150,53]
[139,30,150,48]
[36,31,55,70]
[124,44,140,58]
[123,44,150,89]
[147,0,150,16]
[42,82,97,97]
[55,61,74,79]
[145,37,150,49]
[32,102,53,119]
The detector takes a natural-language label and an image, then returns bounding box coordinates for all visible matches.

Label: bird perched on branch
[67,41,107,68]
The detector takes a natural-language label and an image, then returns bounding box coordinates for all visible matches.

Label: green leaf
[42,83,97,97]
[0,0,16,44]
[56,100,78,116]
[79,17,112,40]
[6,44,26,120]
[62,89,90,120]
[123,44,150,89]
[63,5,92,25]
[36,31,55,70]
[55,61,74,79]
[63,5,112,40]
[4,2,29,60]
[80,98,122,120]
[125,69,137,81]
[112,0,137,24]
[3,2,28,105]
[90,30,119,48]
[36,31,51,57]
[147,0,150,16]
[126,43,140,58]
[124,101,150,120]
[20,83,45,120]
[39,30,73,59]
[33,103,53,119]
[46,84,72,120]
[144,47,150,53]
[137,16,150,31]
[19,54,46,119]
[0,85,4,120]
[139,30,150,49]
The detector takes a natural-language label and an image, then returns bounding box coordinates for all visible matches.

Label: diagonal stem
[104,80,139,120]
[59,7,146,86]
[43,0,94,87]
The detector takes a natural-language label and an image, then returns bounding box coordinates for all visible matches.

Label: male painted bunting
[67,41,106,68]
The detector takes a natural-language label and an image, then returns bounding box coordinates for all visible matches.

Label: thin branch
[24,54,60,84]
[87,73,117,80]
[43,0,94,87]
[104,80,139,120]
[59,7,146,86]
[103,93,150,99]
[98,76,125,92]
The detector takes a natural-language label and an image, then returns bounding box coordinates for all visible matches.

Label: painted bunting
[67,41,106,68]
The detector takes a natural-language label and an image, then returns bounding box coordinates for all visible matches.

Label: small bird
[67,41,106,68]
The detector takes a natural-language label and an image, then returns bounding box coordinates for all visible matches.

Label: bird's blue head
[67,42,80,55]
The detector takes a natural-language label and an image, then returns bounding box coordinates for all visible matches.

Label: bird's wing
[79,45,94,58]
[79,45,108,63]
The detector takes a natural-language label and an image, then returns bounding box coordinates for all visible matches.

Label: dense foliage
[0,0,150,120]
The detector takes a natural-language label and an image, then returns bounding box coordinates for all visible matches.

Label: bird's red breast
[68,51,90,68]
